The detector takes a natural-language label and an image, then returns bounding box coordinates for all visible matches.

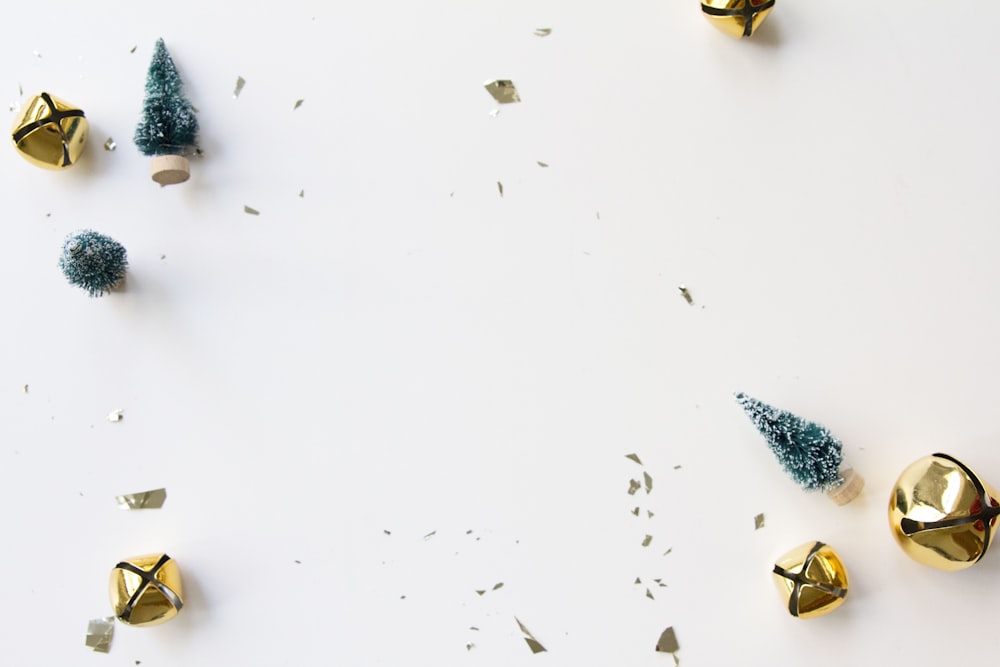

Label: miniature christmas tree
[59,230,128,297]
[735,392,863,505]
[134,38,199,185]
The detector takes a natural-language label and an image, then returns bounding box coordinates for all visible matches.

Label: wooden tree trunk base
[827,468,864,506]
[151,155,190,185]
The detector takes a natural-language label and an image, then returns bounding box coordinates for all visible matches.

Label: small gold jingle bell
[772,541,848,618]
[701,0,775,39]
[11,92,88,169]
[109,553,184,626]
[889,453,1000,571]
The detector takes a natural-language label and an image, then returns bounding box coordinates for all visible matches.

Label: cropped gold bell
[11,93,88,169]
[109,553,184,626]
[701,0,775,38]
[889,453,999,571]
[772,541,848,618]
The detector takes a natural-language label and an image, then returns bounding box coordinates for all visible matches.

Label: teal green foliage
[59,230,128,297]
[735,393,843,491]
[134,39,199,156]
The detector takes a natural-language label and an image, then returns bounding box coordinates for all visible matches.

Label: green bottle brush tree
[735,392,863,505]
[134,38,199,185]
[59,230,128,297]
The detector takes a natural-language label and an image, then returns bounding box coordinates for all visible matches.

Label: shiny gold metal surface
[109,553,184,626]
[772,541,848,618]
[11,93,88,169]
[701,0,775,39]
[889,453,999,571]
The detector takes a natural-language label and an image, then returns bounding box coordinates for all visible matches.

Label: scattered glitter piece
[674,464,682,470]
[104,137,116,151]
[18,83,22,96]
[628,479,641,495]
[293,99,304,110]
[476,590,486,596]
[537,161,549,168]
[631,507,640,516]
[423,530,437,540]
[484,79,521,104]
[656,626,680,654]
[663,548,673,556]
[22,384,28,394]
[514,618,547,654]
[33,50,42,58]
[493,582,504,591]
[160,254,166,260]
[294,560,301,564]
[488,108,500,117]
[115,488,167,510]
[383,529,392,535]
[644,471,653,494]
[647,510,655,518]
[678,285,694,305]
[754,513,765,530]
[467,643,475,651]
[496,181,504,198]
[654,578,667,587]
[634,577,641,584]
[244,205,260,216]
[107,409,124,422]
[298,190,305,198]
[130,45,137,54]
[625,453,643,465]
[534,28,552,37]
[85,617,115,653]
[646,588,655,600]
[233,76,246,98]
[641,535,653,547]
[470,627,479,631]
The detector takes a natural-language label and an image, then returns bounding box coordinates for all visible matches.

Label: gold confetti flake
[130,45,137,54]
[641,535,653,547]
[625,453,642,465]
[293,99,304,110]
[754,513,765,530]
[628,479,641,495]
[634,577,641,584]
[646,588,655,600]
[674,464,682,470]
[466,643,475,651]
[497,181,504,197]
[631,507,640,516]
[663,547,673,556]
[22,384,28,394]
[536,161,549,168]
[484,79,521,104]
[244,205,260,216]
[678,285,694,305]
[655,626,680,654]
[493,582,504,591]
[644,472,653,494]
[514,618,547,654]
[104,137,116,151]
[476,589,486,596]
[85,617,115,653]
[107,409,124,422]
[533,28,552,37]
[233,76,246,98]
[647,510,655,518]
[115,488,167,510]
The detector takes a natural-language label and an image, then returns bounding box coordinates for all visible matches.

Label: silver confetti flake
[104,137,116,151]
[678,285,694,305]
[107,409,124,422]
[484,79,521,104]
[533,28,552,37]
[497,181,504,197]
[233,76,246,99]
[115,488,167,510]
[85,617,115,653]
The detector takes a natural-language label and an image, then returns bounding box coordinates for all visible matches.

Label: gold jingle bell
[701,0,775,39]
[772,541,848,618]
[109,553,184,626]
[889,453,1000,571]
[11,92,88,169]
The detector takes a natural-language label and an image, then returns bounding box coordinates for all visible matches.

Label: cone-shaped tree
[734,392,844,492]
[134,39,198,184]
[59,230,128,297]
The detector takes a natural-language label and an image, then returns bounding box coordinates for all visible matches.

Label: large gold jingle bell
[109,553,184,626]
[11,92,88,169]
[701,0,775,39]
[889,453,1000,571]
[772,541,848,618]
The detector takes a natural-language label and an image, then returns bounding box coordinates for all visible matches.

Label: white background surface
[2,1,1000,665]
